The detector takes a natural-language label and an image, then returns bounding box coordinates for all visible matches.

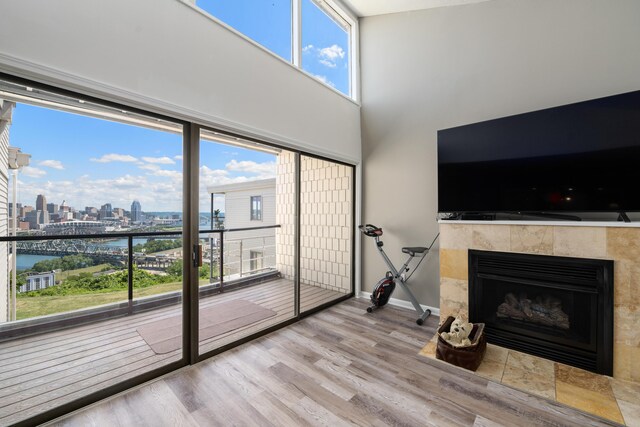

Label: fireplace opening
[469,250,613,375]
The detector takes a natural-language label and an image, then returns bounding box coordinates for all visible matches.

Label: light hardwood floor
[0,279,343,426]
[50,298,618,427]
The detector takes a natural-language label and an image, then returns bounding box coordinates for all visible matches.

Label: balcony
[0,226,347,425]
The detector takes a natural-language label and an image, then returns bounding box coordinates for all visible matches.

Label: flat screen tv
[437,90,640,216]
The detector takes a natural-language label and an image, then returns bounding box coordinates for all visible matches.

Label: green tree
[32,255,95,272]
[133,239,182,254]
[213,209,223,229]
[166,259,212,279]
[20,267,176,297]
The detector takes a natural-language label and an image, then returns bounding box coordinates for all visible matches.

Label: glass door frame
[0,72,191,427]
[192,125,356,363]
[0,72,356,424]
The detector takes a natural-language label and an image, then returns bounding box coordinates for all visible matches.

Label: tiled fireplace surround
[438,222,639,383]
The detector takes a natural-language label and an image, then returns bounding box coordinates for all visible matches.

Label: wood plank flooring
[50,298,618,427]
[0,279,343,426]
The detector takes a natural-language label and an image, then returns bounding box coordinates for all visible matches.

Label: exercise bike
[359,224,439,325]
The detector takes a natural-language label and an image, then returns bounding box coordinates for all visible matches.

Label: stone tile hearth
[419,339,637,425]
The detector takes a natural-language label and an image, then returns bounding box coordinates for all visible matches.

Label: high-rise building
[46,203,58,214]
[20,205,34,218]
[35,194,47,212]
[113,208,125,218]
[99,203,113,220]
[9,202,21,218]
[131,200,142,223]
[26,210,49,229]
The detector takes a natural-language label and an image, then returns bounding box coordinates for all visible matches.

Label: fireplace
[468,250,613,375]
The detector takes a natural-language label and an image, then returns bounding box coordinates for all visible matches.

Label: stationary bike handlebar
[358,224,383,237]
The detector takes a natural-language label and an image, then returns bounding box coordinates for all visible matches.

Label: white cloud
[320,44,345,61]
[38,160,65,170]
[304,44,345,68]
[313,75,336,88]
[112,175,139,189]
[319,59,336,68]
[198,165,279,212]
[317,44,346,68]
[174,155,183,160]
[16,158,276,213]
[200,165,229,181]
[90,154,138,163]
[18,172,185,212]
[21,166,47,178]
[225,160,276,175]
[152,169,182,180]
[139,164,161,172]
[142,156,175,165]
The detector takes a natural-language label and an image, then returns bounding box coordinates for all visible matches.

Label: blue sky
[9,2,345,214]
[11,103,276,213]
[197,0,350,95]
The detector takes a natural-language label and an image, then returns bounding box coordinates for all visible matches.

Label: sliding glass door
[197,129,297,356]
[299,155,354,313]
[0,79,184,425]
[0,76,355,425]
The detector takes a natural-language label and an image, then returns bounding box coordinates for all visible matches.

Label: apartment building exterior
[208,178,276,278]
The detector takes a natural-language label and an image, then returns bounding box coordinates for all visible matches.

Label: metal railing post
[219,231,224,292]
[209,235,214,284]
[239,240,243,278]
[128,235,133,312]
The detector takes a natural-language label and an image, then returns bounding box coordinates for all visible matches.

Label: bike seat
[402,247,428,257]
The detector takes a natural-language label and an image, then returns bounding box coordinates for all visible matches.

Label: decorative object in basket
[439,317,474,347]
[436,316,486,371]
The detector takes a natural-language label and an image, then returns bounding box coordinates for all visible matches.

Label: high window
[191,0,356,98]
[250,195,263,221]
[195,0,293,61]
[301,0,350,96]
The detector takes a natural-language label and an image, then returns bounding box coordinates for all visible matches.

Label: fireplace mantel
[438,219,640,228]
[439,222,639,382]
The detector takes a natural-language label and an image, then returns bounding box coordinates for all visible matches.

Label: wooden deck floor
[52,298,617,427]
[0,279,344,426]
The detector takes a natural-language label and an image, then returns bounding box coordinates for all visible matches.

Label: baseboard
[358,291,440,316]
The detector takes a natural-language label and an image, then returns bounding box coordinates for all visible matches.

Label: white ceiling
[342,0,492,17]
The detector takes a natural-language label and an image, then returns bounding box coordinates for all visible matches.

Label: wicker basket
[436,316,487,371]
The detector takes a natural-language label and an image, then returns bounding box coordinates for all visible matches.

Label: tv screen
[437,90,640,214]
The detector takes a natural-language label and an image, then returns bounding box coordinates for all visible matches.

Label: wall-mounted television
[437,90,640,217]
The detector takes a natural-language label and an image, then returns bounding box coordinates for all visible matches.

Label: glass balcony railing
[0,225,281,337]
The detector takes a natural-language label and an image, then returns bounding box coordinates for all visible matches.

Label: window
[250,196,262,221]
[301,0,351,95]
[195,0,292,62]
[249,250,263,273]
[191,0,355,98]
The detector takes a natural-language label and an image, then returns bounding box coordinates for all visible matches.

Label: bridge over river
[16,240,182,269]
[16,240,128,257]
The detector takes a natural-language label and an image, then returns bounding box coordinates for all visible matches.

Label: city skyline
[9,103,277,213]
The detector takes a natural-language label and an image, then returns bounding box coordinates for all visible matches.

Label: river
[16,237,151,271]
[15,220,216,271]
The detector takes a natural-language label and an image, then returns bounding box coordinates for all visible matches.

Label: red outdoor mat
[136,299,277,354]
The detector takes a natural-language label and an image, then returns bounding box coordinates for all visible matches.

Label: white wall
[213,181,276,276]
[0,101,9,322]
[0,0,361,163]
[360,0,640,308]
